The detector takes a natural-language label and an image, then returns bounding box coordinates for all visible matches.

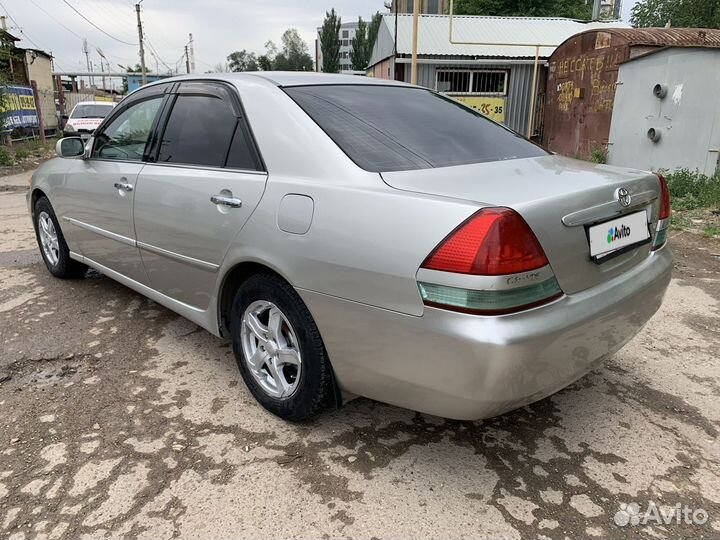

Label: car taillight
[653,174,670,251]
[418,208,563,315]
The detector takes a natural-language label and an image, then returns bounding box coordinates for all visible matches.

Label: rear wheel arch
[217,261,293,338]
[218,261,343,412]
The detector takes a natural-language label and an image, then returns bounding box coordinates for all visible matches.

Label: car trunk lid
[381,154,662,295]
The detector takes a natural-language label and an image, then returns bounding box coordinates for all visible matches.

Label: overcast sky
[5,0,637,77]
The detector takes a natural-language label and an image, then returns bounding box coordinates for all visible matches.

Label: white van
[63,101,116,135]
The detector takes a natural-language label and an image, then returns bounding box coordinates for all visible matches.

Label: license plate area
[587,210,651,263]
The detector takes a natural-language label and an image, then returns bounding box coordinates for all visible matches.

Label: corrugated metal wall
[402,61,540,134]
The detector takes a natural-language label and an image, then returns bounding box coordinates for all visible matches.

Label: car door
[61,86,169,284]
[133,81,267,310]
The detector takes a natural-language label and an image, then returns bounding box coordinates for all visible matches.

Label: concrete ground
[1,169,719,540]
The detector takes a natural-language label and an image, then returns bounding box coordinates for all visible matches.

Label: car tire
[33,196,88,279]
[230,273,334,421]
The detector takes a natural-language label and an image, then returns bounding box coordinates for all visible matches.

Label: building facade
[315,21,361,73]
[391,0,448,14]
[24,49,57,131]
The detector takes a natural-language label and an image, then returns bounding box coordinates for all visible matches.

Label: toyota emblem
[615,187,632,207]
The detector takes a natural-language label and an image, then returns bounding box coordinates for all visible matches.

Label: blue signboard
[0,85,40,133]
[127,74,168,93]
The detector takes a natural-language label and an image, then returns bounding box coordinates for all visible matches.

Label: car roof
[73,101,115,106]
[141,71,412,89]
[246,71,411,87]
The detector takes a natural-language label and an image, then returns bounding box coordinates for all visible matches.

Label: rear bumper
[299,247,672,420]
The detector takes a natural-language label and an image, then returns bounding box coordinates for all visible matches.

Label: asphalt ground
[1,169,719,539]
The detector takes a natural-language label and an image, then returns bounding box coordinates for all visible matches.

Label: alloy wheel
[240,300,302,399]
[38,212,60,266]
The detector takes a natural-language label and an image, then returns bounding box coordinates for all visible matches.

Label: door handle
[210,194,242,208]
[114,182,134,192]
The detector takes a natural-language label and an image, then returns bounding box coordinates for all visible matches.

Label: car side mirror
[56,137,86,158]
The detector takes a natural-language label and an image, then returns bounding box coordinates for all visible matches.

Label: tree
[227,50,259,72]
[350,17,369,70]
[367,11,382,59]
[257,40,277,71]
[320,9,341,72]
[274,29,314,71]
[454,0,591,19]
[631,0,720,28]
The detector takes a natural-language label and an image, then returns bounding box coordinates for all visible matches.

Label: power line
[61,0,137,46]
[0,1,41,49]
[28,0,82,39]
[83,0,138,42]
[0,0,70,70]
[144,36,174,73]
[28,0,136,63]
[0,5,72,73]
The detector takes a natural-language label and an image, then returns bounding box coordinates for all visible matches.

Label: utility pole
[410,0,420,85]
[184,45,190,73]
[188,33,195,73]
[97,48,107,91]
[393,0,398,79]
[82,38,94,87]
[0,16,7,30]
[135,3,147,84]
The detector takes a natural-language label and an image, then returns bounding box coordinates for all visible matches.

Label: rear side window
[226,123,260,170]
[158,94,236,167]
[285,85,546,172]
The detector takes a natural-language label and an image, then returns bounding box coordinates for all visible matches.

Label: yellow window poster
[451,96,506,124]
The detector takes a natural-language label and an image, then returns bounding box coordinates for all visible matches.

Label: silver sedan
[29,73,672,421]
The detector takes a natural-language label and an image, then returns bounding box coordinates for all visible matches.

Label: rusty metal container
[542,28,720,160]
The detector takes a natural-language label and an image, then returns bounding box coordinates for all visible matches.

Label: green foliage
[350,18,369,70]
[0,146,13,166]
[320,9,342,73]
[228,31,312,73]
[703,224,720,238]
[631,0,720,28]
[14,147,29,160]
[664,169,720,211]
[257,41,277,71]
[227,50,259,72]
[274,29,314,72]
[367,11,383,56]
[454,0,591,19]
[589,146,607,164]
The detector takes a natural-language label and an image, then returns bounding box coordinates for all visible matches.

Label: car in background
[63,101,116,136]
[30,73,672,422]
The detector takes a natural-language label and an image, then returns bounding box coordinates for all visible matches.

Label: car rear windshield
[71,104,113,119]
[284,84,546,172]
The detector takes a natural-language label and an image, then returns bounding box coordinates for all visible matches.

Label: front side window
[92,97,163,161]
[286,84,546,172]
[157,94,237,167]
